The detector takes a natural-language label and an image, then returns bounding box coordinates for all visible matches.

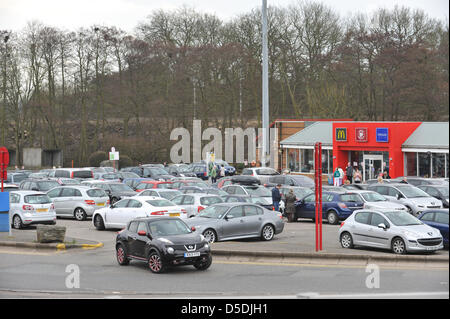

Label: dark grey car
[184,203,285,243]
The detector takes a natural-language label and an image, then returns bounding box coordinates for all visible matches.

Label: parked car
[135,181,173,192]
[5,172,27,185]
[321,186,348,193]
[117,172,140,180]
[214,176,233,189]
[171,194,224,218]
[392,177,449,187]
[88,182,137,204]
[166,165,197,178]
[50,168,94,180]
[54,178,81,186]
[339,209,444,254]
[418,209,449,247]
[366,179,395,184]
[1,183,19,192]
[93,172,121,182]
[241,167,280,184]
[93,196,188,230]
[8,191,57,229]
[350,190,408,212]
[267,174,314,188]
[121,166,173,181]
[171,180,210,190]
[19,179,61,192]
[136,189,183,201]
[417,185,449,208]
[222,184,272,205]
[367,183,443,216]
[189,164,209,180]
[122,178,155,190]
[179,186,228,197]
[295,191,364,224]
[115,217,212,273]
[221,195,274,210]
[184,203,284,244]
[46,186,109,221]
[27,173,48,179]
[279,186,313,201]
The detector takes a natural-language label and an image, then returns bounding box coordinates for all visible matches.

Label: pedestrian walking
[338,167,345,186]
[346,163,354,184]
[220,165,226,177]
[333,168,341,187]
[284,189,297,223]
[272,184,282,212]
[353,168,362,183]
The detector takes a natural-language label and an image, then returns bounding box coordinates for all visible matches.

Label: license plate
[184,252,200,258]
[96,202,105,206]
[36,208,48,212]
[426,246,438,251]
[169,213,180,217]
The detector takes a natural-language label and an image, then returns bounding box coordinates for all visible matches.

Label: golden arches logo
[336,128,347,141]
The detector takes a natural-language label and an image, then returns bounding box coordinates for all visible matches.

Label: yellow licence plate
[169,213,180,217]
[96,203,105,206]
[36,208,48,212]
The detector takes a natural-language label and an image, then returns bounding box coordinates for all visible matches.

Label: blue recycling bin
[0,192,10,232]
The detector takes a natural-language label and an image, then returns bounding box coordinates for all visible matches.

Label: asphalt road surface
[0,245,448,299]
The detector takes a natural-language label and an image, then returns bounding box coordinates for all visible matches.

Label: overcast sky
[0,0,448,32]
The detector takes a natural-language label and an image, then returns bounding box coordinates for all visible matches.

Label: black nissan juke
[115,217,212,273]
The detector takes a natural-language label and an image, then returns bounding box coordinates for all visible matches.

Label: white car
[350,190,408,211]
[9,191,57,229]
[92,196,187,230]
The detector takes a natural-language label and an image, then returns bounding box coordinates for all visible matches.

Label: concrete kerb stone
[211,249,449,265]
[0,241,104,251]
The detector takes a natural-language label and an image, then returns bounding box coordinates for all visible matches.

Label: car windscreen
[146,199,175,207]
[110,184,134,192]
[361,192,387,202]
[190,182,208,188]
[383,211,422,226]
[292,176,314,187]
[73,170,93,178]
[156,183,172,189]
[255,168,279,175]
[12,174,27,183]
[396,185,430,198]
[38,181,61,191]
[87,189,108,197]
[244,186,271,197]
[291,188,313,198]
[148,219,192,237]
[249,197,271,205]
[159,191,181,200]
[197,205,229,219]
[149,168,168,175]
[102,173,120,179]
[436,187,449,197]
[200,196,223,206]
[24,194,52,204]
[339,194,363,203]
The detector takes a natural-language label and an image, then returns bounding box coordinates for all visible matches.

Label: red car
[135,181,173,192]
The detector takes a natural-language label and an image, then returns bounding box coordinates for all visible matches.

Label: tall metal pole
[261,0,269,167]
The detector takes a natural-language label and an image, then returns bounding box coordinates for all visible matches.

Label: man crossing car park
[271,184,282,211]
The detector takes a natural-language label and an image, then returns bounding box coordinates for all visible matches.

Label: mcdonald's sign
[335,128,347,141]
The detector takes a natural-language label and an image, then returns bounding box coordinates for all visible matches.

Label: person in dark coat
[284,189,297,222]
[272,184,282,211]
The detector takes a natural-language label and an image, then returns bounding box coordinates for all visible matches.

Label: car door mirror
[226,214,234,220]
[191,226,196,232]
[137,230,147,236]
[377,223,387,230]
[396,193,402,200]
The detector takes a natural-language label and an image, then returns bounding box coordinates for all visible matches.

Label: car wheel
[340,232,354,249]
[12,215,23,229]
[116,244,130,266]
[261,224,275,241]
[74,208,87,221]
[148,250,166,274]
[94,214,105,230]
[391,237,406,255]
[193,255,212,271]
[327,211,339,225]
[203,229,217,244]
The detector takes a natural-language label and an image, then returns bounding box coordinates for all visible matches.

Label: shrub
[119,154,133,169]
[88,151,108,167]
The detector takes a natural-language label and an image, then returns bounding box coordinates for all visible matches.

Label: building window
[432,153,446,178]
[418,153,431,177]
[405,152,417,177]
[287,149,299,172]
[300,149,314,173]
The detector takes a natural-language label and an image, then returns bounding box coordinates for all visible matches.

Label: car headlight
[158,238,174,245]
[167,247,174,254]
[204,243,210,249]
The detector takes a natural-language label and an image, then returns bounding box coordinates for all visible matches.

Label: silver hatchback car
[46,186,109,221]
[9,191,57,229]
[339,209,444,254]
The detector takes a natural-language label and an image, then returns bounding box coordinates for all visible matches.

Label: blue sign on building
[0,192,10,232]
[376,128,389,143]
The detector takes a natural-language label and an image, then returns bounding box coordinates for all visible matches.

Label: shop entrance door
[363,154,383,181]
